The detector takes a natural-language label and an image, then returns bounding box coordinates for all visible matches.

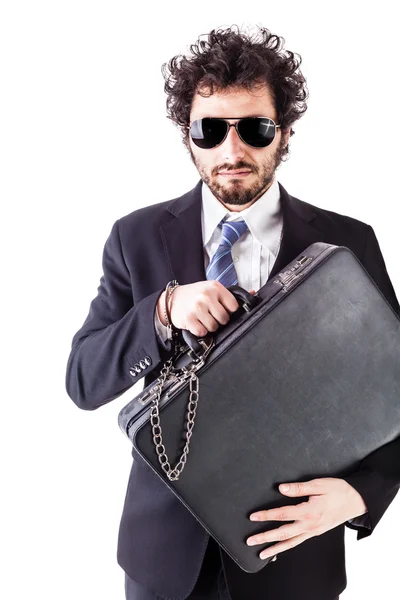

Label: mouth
[218,170,252,178]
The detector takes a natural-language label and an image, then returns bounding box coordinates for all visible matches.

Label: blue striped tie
[206,218,249,287]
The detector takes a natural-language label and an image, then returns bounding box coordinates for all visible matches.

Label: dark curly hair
[161,24,309,157]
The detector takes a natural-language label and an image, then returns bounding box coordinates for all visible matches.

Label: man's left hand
[246,477,368,559]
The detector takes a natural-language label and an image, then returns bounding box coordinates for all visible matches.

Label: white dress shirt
[152,177,370,530]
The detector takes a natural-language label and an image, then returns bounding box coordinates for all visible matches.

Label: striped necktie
[206,218,249,287]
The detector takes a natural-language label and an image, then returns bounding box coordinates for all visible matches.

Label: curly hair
[161,24,309,156]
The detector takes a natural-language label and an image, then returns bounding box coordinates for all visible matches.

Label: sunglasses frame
[186,116,281,149]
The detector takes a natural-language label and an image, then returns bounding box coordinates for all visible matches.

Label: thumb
[249,289,256,295]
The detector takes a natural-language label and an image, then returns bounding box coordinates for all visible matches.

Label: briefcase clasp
[274,255,313,290]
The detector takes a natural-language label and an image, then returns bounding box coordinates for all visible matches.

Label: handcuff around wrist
[163,279,180,345]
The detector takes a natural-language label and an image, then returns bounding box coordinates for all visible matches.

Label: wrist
[164,280,179,341]
[346,482,368,517]
[157,291,168,326]
[165,281,178,328]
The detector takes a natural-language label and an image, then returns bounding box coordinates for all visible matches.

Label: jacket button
[144,356,152,366]
[129,369,137,377]
[139,360,146,369]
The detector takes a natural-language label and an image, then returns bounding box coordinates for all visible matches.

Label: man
[66,25,400,600]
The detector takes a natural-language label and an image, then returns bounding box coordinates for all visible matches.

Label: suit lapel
[267,183,323,281]
[160,179,324,288]
[159,180,206,285]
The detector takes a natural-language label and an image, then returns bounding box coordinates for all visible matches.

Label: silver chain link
[150,356,201,481]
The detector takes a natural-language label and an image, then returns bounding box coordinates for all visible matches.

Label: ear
[282,127,292,147]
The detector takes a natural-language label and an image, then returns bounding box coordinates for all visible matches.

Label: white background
[1,1,399,599]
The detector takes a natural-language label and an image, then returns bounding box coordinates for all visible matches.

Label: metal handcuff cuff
[150,279,214,482]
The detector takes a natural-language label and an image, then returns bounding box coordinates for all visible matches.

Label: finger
[259,532,311,560]
[247,523,303,546]
[279,479,326,497]
[207,301,233,327]
[185,307,218,337]
[250,502,305,522]
[187,300,221,336]
[216,283,240,313]
[184,315,210,338]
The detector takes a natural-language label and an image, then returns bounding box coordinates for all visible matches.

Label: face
[187,84,291,212]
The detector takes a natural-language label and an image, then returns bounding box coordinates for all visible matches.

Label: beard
[188,136,288,207]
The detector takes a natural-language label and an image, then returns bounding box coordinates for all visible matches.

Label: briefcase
[118,242,400,573]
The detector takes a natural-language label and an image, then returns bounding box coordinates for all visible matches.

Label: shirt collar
[201,176,282,251]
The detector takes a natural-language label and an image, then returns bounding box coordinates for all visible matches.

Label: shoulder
[118,197,174,229]
[113,181,201,246]
[111,195,179,250]
[291,192,371,242]
[300,194,369,229]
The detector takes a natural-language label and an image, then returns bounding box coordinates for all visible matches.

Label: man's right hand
[157,281,256,338]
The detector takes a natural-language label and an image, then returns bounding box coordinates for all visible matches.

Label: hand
[158,280,243,337]
[246,477,368,560]
[157,285,257,334]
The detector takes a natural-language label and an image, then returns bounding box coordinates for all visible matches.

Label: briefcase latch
[172,335,215,374]
[274,255,313,290]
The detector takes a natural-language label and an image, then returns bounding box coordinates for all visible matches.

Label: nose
[220,123,246,161]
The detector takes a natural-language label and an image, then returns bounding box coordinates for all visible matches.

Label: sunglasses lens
[238,118,276,147]
[189,118,228,149]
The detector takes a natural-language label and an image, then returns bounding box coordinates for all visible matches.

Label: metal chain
[150,356,201,481]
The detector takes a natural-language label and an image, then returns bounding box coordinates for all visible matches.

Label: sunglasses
[186,117,281,149]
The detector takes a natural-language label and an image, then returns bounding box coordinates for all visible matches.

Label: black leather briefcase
[118,242,400,573]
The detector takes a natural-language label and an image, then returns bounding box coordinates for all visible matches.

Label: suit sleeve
[65,219,174,411]
[347,514,371,529]
[360,225,399,316]
[342,225,400,539]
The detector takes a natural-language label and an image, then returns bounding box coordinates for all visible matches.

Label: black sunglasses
[186,117,281,149]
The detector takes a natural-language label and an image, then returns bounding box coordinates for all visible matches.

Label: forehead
[190,83,276,121]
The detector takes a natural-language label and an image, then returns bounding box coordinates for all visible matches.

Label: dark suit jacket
[66,179,400,600]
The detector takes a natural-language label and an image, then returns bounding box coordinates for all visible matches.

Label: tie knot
[217,218,249,247]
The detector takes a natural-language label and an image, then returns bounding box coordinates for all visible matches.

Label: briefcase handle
[180,285,260,358]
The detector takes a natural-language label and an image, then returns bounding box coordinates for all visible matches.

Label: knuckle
[208,281,222,295]
[193,297,206,311]
[197,292,209,303]
[277,530,288,541]
[210,279,222,289]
